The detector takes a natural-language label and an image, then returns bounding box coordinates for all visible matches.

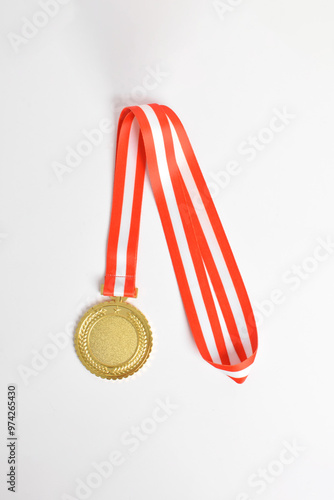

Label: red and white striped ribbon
[103,104,258,383]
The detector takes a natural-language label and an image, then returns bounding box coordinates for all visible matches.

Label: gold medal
[73,104,258,383]
[75,295,152,379]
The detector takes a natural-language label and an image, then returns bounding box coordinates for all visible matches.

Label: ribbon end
[229,375,248,384]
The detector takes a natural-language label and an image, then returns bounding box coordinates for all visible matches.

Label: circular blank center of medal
[88,315,138,366]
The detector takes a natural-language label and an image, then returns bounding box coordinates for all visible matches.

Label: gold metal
[75,296,152,379]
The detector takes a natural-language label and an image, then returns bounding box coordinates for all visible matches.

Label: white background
[1,1,334,499]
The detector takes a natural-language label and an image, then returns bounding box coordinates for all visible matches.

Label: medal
[75,104,258,382]
[75,294,152,379]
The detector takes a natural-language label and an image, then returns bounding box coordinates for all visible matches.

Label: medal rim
[74,298,153,380]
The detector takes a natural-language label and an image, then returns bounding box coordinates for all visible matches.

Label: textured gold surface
[74,297,152,379]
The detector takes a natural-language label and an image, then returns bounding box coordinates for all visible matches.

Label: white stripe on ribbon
[168,117,253,358]
[141,105,222,364]
[114,119,140,296]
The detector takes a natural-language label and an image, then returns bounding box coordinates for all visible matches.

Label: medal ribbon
[103,104,258,383]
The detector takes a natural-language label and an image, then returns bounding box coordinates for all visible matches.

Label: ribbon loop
[104,104,258,382]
